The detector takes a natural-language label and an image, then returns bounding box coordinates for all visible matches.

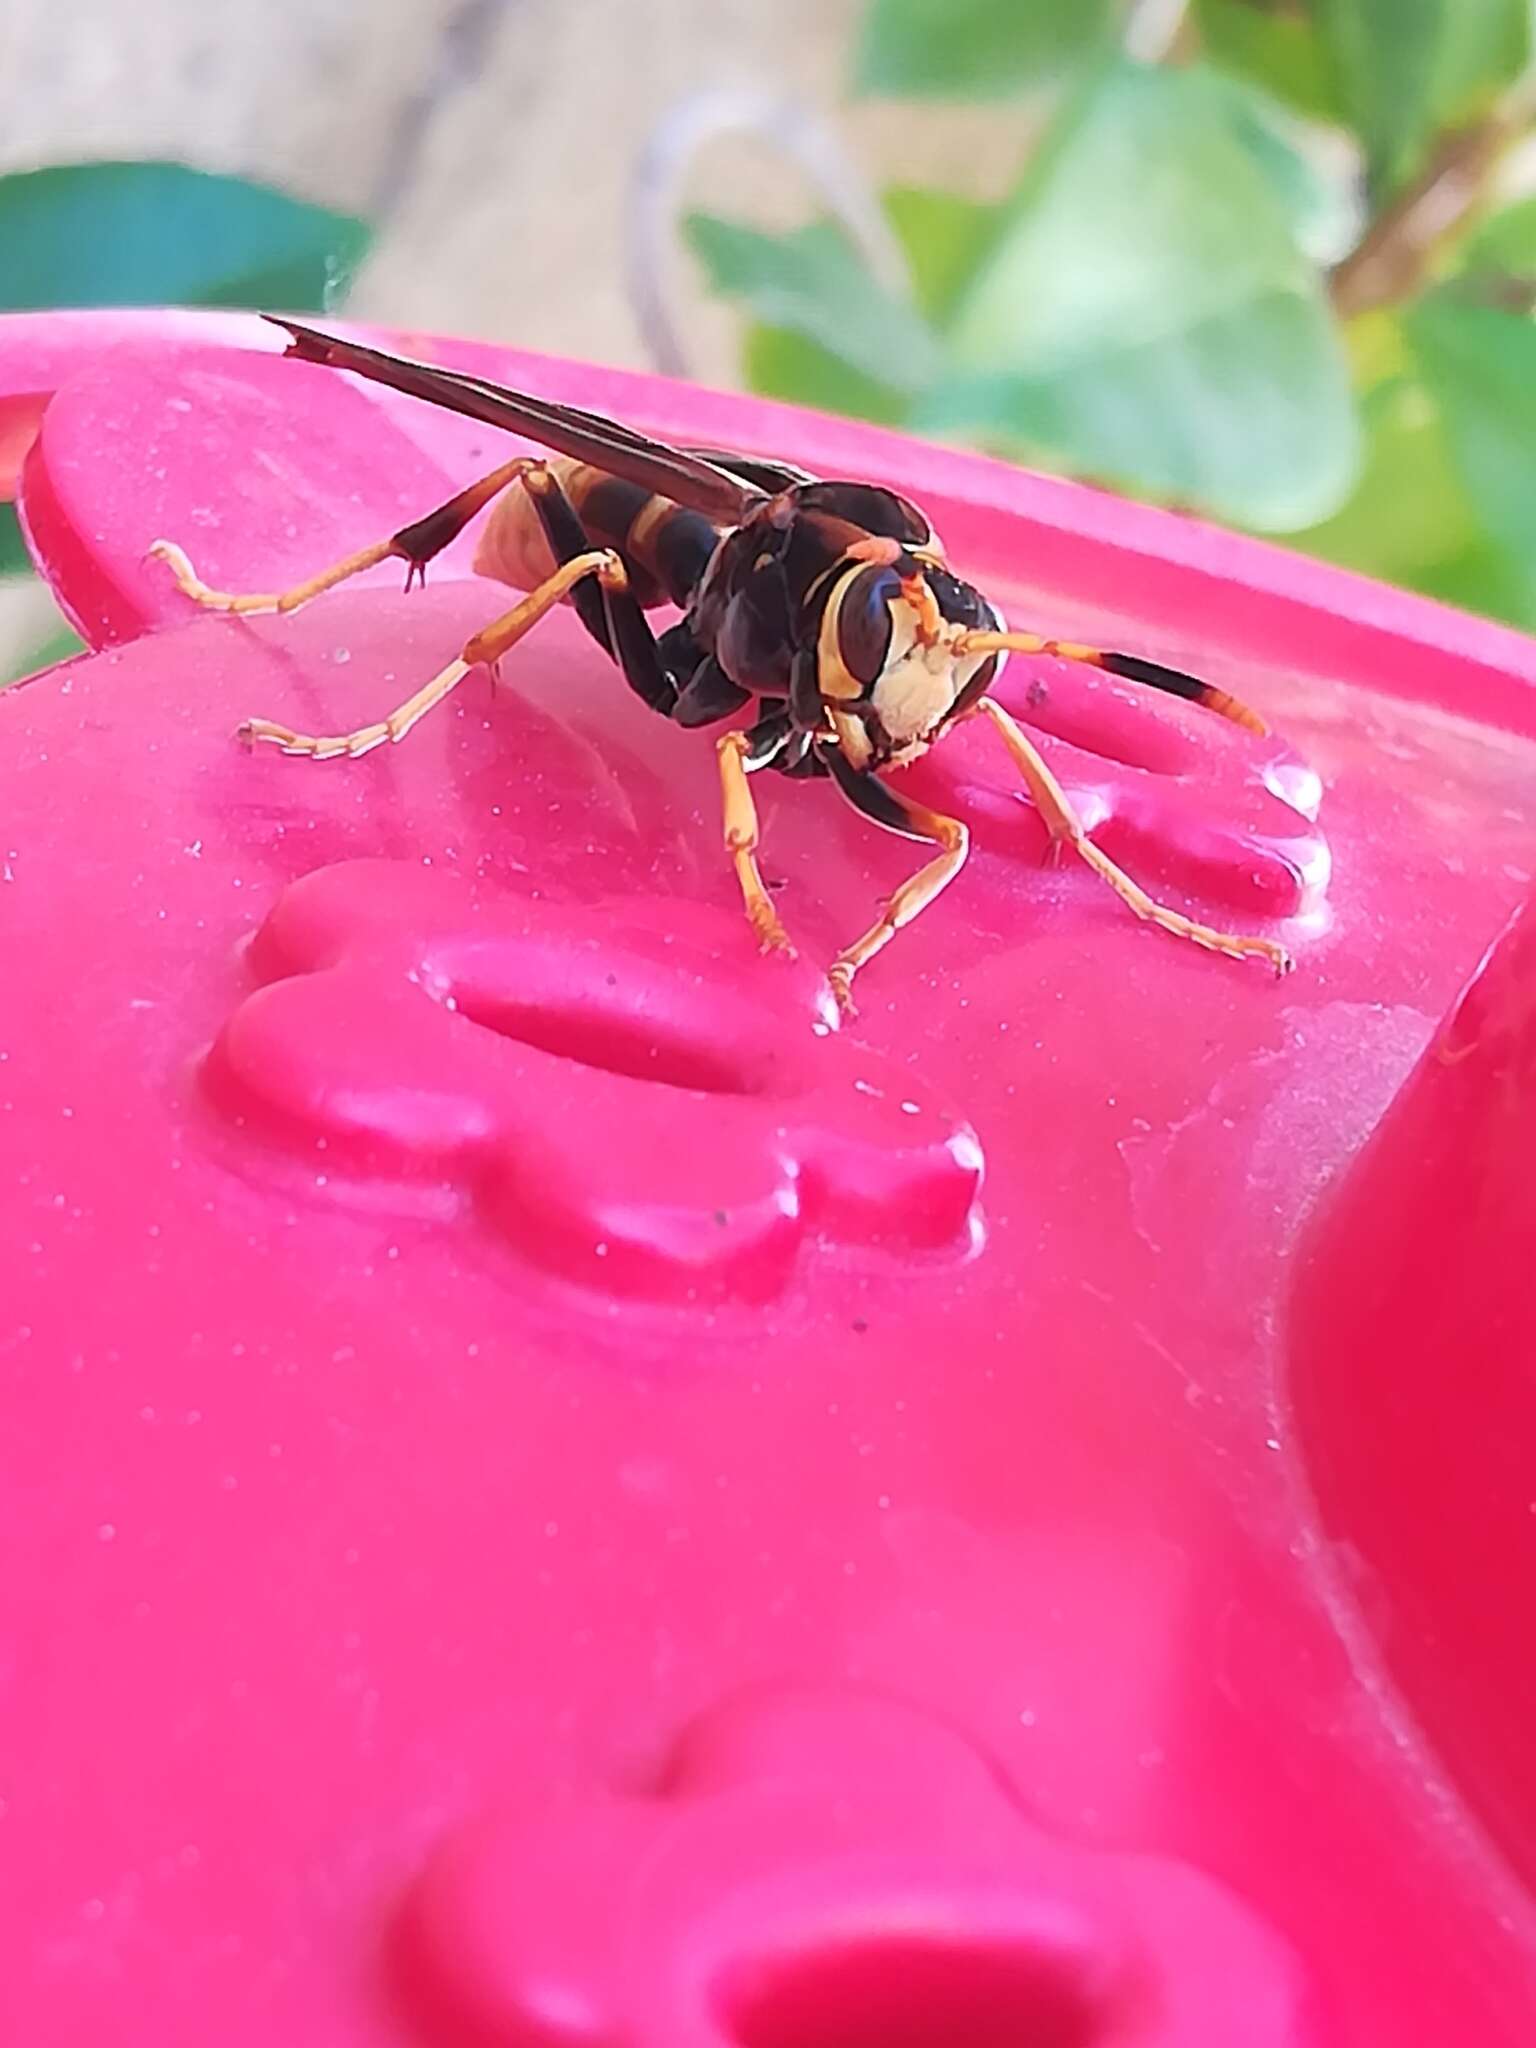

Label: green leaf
[742,325,913,426]
[1289,376,1533,625]
[924,59,1358,529]
[1462,195,1536,275]
[1193,0,1342,126]
[684,214,940,391]
[1294,306,1536,631]
[854,0,1116,99]
[0,503,30,577]
[1417,537,1536,624]
[1449,195,1536,313]
[2,618,86,688]
[882,186,1007,327]
[1207,73,1358,263]
[690,190,1001,425]
[1312,0,1528,197]
[1404,299,1536,575]
[0,162,371,314]
[1289,364,1482,582]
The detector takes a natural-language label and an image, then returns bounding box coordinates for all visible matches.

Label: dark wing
[264,317,765,527]
[679,445,821,493]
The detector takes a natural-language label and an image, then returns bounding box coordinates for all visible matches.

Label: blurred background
[6,0,1536,669]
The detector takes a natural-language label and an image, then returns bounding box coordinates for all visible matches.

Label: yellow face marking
[900,572,943,647]
[830,708,874,769]
[816,565,872,704]
[870,646,958,749]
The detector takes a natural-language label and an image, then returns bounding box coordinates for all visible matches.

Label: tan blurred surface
[0,0,1026,377]
[0,0,1030,668]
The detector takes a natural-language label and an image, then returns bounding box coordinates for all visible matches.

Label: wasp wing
[678,445,821,493]
[265,318,765,527]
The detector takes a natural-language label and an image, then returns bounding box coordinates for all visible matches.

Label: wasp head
[814,542,1006,771]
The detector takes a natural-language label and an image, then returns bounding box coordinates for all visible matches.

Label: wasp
[150,319,1294,1011]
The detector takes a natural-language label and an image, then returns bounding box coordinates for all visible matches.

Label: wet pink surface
[1,309,1535,2045]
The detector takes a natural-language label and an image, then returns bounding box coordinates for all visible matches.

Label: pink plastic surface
[2,308,1535,2046]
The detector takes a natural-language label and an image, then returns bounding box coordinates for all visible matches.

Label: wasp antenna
[1096,650,1269,738]
[958,630,1268,738]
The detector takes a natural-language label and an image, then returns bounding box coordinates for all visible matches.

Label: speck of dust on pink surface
[2,309,1536,2048]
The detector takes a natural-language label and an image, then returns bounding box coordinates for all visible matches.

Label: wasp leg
[819,747,969,1016]
[240,550,625,759]
[673,655,753,728]
[975,695,1293,973]
[717,728,795,957]
[958,628,1266,736]
[149,457,542,616]
[519,466,690,717]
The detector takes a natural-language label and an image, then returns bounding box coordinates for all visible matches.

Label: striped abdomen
[474,458,721,610]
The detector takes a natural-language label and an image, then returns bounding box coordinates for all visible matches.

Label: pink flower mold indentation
[205,859,984,1301]
[392,1685,1320,2048]
[912,651,1329,922]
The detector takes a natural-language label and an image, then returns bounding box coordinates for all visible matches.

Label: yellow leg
[240,549,625,760]
[148,457,540,617]
[716,732,795,956]
[147,536,398,617]
[975,695,1293,973]
[828,802,969,1016]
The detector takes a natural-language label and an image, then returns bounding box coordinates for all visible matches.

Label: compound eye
[949,650,999,723]
[835,564,901,688]
[924,567,992,632]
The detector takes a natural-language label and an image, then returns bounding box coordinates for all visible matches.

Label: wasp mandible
[149,319,1294,1011]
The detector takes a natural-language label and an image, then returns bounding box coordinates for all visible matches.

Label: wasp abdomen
[474,458,718,611]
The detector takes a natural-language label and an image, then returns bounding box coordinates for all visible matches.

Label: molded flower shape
[393,1686,1319,2048]
[207,858,984,1301]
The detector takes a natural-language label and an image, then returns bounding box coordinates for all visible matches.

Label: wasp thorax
[817,556,1002,770]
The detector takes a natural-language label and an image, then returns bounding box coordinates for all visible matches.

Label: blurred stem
[370,0,518,224]
[1331,78,1536,317]
[627,89,912,380]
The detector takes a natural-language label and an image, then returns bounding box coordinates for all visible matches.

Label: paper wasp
[150,318,1294,1012]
